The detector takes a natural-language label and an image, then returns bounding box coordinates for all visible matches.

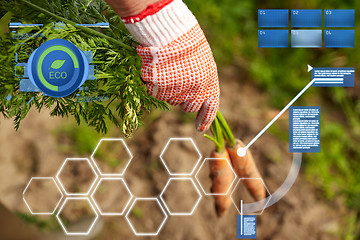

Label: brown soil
[0,66,345,239]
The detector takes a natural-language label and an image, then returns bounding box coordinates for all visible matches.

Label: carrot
[226,139,266,201]
[204,117,234,217]
[209,149,233,217]
[215,111,266,201]
[205,112,266,215]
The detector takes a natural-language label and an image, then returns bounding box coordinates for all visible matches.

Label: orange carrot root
[209,150,233,217]
[226,139,266,201]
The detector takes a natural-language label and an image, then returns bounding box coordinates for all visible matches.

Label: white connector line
[314,78,343,85]
[313,78,343,81]
[241,200,243,235]
[244,79,316,150]
[315,82,343,84]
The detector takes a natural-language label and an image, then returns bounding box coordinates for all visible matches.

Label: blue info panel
[258,9,289,27]
[324,9,355,27]
[291,9,322,27]
[324,30,354,48]
[237,215,257,239]
[291,30,322,48]
[312,68,355,87]
[289,106,321,153]
[258,30,289,48]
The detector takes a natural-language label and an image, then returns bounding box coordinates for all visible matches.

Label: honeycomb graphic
[23,137,270,236]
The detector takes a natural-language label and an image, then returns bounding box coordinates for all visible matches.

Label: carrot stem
[204,133,222,151]
[216,111,236,147]
[205,111,235,152]
[207,117,225,153]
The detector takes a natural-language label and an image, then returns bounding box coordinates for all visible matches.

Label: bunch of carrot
[204,112,266,217]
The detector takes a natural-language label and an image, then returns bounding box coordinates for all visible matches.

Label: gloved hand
[122,0,220,132]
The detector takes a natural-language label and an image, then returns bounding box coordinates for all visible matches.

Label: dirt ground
[0,66,346,239]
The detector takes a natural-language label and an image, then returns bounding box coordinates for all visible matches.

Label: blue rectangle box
[324,9,355,27]
[237,215,257,239]
[258,9,289,27]
[291,30,322,48]
[324,30,354,48]
[20,79,40,92]
[312,68,355,87]
[291,9,322,27]
[289,106,320,153]
[258,30,289,48]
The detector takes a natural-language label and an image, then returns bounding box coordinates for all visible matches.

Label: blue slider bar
[9,22,43,28]
[75,22,109,28]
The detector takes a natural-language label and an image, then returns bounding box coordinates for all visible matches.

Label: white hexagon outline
[160,138,202,176]
[159,177,202,216]
[91,177,133,216]
[56,197,99,236]
[195,158,237,196]
[56,158,99,196]
[23,177,63,215]
[230,178,272,215]
[125,198,168,236]
[90,138,133,176]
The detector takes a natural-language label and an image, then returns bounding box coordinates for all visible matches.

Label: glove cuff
[122,0,198,47]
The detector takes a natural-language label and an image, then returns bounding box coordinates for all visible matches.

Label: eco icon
[49,59,65,70]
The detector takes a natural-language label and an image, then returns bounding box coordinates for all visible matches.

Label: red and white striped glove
[122,0,220,132]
